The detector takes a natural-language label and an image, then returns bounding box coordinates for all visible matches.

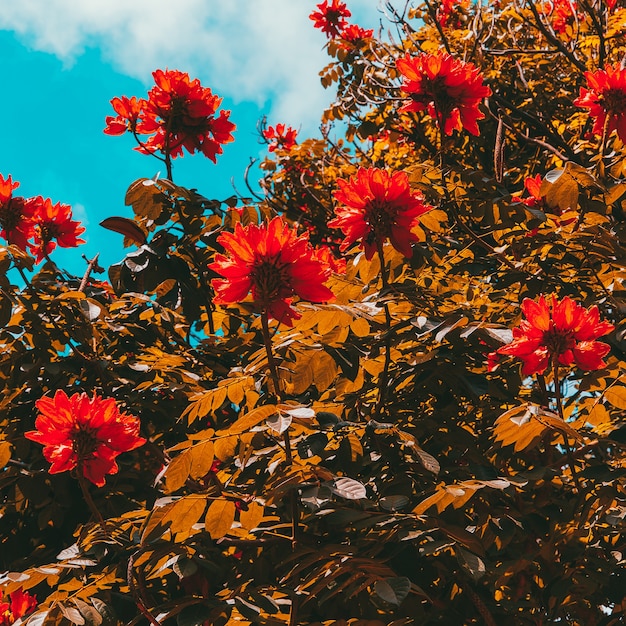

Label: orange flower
[25,390,146,487]
[106,70,236,163]
[339,23,374,42]
[396,53,492,136]
[436,0,470,27]
[0,174,36,252]
[209,217,335,326]
[497,296,614,376]
[328,167,432,260]
[263,124,298,152]
[141,69,236,162]
[544,0,580,34]
[104,95,145,136]
[309,0,351,38]
[29,197,85,263]
[0,589,37,626]
[574,64,626,144]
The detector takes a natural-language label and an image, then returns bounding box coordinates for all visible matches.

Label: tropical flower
[25,390,146,487]
[544,0,581,34]
[497,295,614,376]
[103,95,145,136]
[29,197,85,263]
[0,174,36,252]
[396,53,492,136]
[309,0,351,38]
[263,124,298,152]
[519,174,576,229]
[574,64,626,144]
[105,69,236,163]
[339,23,374,42]
[0,589,37,626]
[328,167,432,260]
[209,217,335,326]
[436,0,470,27]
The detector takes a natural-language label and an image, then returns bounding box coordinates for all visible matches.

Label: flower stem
[261,311,292,464]
[77,471,106,527]
[552,360,582,492]
[374,242,392,419]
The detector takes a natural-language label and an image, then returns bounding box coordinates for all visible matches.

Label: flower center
[0,197,26,234]
[542,326,575,358]
[365,199,394,245]
[38,221,62,244]
[602,88,626,115]
[251,259,290,305]
[72,427,99,463]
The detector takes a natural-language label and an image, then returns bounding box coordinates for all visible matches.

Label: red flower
[574,64,626,144]
[29,197,86,263]
[339,23,374,42]
[263,124,298,152]
[396,53,492,136]
[209,217,335,326]
[497,296,614,376]
[0,589,37,626]
[0,174,36,252]
[309,0,351,38]
[519,175,576,228]
[328,167,432,260]
[437,0,470,27]
[104,95,145,136]
[25,390,146,487]
[543,0,580,34]
[106,70,236,163]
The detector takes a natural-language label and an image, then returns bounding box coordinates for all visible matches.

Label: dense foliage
[1,1,626,624]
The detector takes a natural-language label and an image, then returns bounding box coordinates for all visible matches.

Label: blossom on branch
[209,217,335,326]
[0,589,37,626]
[263,124,298,152]
[104,69,236,163]
[574,64,626,143]
[339,23,374,43]
[29,197,85,263]
[309,0,351,38]
[0,174,36,252]
[25,390,146,487]
[396,53,492,136]
[329,167,432,260]
[497,295,614,376]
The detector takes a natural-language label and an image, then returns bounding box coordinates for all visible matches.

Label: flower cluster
[329,167,432,260]
[105,69,236,163]
[339,23,374,45]
[309,0,351,38]
[497,295,614,376]
[396,53,492,136]
[436,0,470,27]
[574,64,626,144]
[543,0,581,34]
[0,589,37,625]
[0,174,85,262]
[209,217,336,326]
[263,123,298,152]
[25,390,146,487]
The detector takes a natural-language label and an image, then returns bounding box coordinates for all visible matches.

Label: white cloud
[0,0,394,132]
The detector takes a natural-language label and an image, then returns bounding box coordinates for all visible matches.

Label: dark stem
[374,242,392,419]
[552,359,582,492]
[128,552,163,626]
[78,254,100,293]
[76,471,106,527]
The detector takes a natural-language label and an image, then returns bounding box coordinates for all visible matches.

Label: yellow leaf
[164,453,192,493]
[227,405,278,434]
[239,501,265,531]
[604,386,626,410]
[350,317,370,337]
[0,440,11,468]
[205,499,236,539]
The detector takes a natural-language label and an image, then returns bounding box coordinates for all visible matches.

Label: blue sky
[0,1,392,275]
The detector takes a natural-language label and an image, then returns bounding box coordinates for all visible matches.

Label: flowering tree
[1,1,626,624]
